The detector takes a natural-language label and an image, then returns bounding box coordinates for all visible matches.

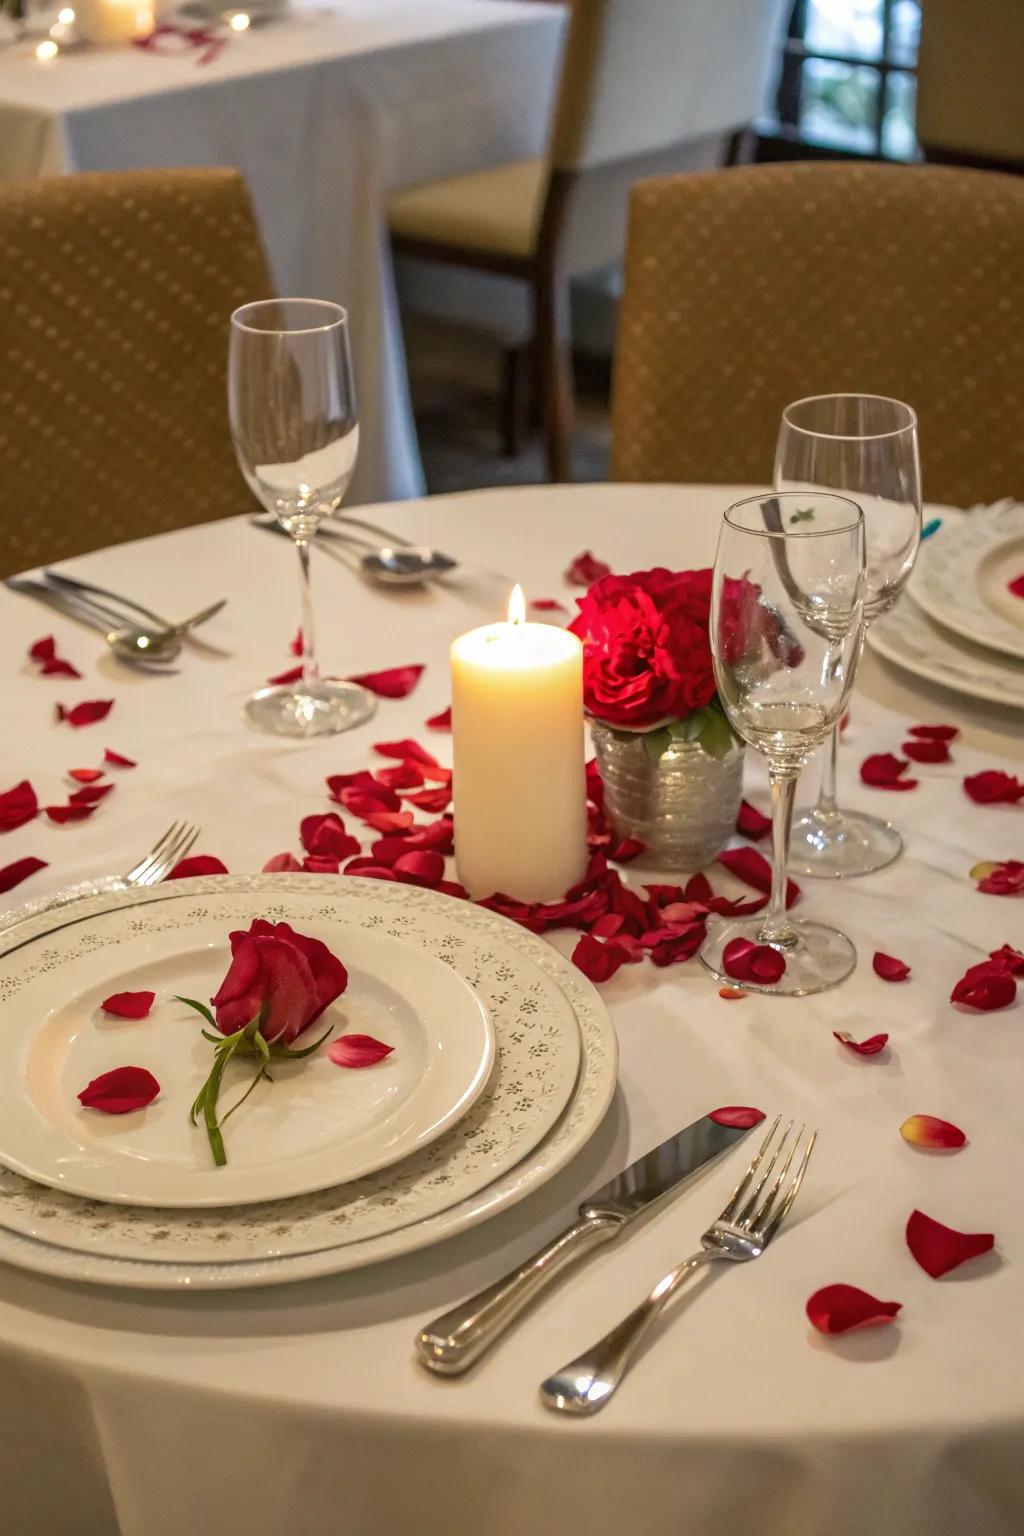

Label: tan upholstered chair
[0,168,272,576]
[612,162,1024,508]
[917,0,1024,172]
[389,0,787,481]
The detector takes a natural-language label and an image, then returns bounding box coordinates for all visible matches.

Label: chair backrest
[611,162,1024,508]
[917,0,1024,167]
[549,0,787,173]
[0,167,272,576]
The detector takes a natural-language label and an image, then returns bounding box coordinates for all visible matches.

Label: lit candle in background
[74,0,153,44]
[451,585,587,902]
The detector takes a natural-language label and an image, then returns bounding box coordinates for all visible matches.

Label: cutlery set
[250,511,458,586]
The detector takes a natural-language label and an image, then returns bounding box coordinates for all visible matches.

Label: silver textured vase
[591,721,745,870]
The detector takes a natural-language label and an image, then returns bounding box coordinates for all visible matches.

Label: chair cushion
[388,159,546,258]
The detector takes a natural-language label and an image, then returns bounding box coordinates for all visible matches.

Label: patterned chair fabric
[0,168,272,576]
[611,162,1024,508]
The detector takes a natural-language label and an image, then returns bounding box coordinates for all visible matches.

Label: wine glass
[775,394,921,876]
[228,299,375,737]
[700,492,866,997]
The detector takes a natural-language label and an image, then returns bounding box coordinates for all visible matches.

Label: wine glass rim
[231,298,349,336]
[724,492,864,539]
[780,393,918,441]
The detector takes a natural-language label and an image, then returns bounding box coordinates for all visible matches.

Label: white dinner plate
[0,899,496,1208]
[0,876,615,1289]
[868,593,1024,710]
[912,501,1024,660]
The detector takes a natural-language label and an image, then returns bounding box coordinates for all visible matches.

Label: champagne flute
[229,299,375,737]
[700,493,866,997]
[775,394,921,876]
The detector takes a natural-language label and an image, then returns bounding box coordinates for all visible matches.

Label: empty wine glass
[700,493,866,997]
[229,299,375,737]
[775,394,921,875]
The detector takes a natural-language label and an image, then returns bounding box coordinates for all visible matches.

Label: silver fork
[0,821,201,937]
[539,1117,816,1416]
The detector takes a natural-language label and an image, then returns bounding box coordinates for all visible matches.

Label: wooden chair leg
[500,346,528,457]
[534,270,574,483]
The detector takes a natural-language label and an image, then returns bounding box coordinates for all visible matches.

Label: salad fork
[540,1117,816,1415]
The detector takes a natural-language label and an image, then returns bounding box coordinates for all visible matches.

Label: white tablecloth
[0,0,565,506]
[1,485,1022,1536]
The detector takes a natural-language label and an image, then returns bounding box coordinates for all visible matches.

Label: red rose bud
[211,919,348,1046]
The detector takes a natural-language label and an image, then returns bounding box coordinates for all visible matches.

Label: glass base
[244,680,377,738]
[700,914,857,997]
[787,806,903,879]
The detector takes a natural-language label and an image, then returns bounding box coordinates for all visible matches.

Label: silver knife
[415,1111,758,1375]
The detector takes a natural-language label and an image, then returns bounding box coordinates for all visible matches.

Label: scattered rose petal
[68,767,104,784]
[990,944,1024,974]
[974,860,1024,896]
[963,770,1024,805]
[530,598,568,614]
[392,849,445,887]
[56,699,114,728]
[78,1065,160,1114]
[28,636,81,678]
[902,738,951,764]
[718,847,799,907]
[900,1114,966,1150]
[0,779,39,833]
[571,933,631,983]
[402,786,452,814]
[290,628,303,656]
[0,855,47,894]
[722,936,786,985]
[374,762,424,790]
[907,724,959,742]
[343,861,398,881]
[606,836,644,863]
[421,762,452,785]
[348,664,424,699]
[708,1106,765,1128]
[950,960,1017,1010]
[834,1031,889,1056]
[29,635,56,662]
[327,1034,394,1068]
[372,738,439,766]
[806,1284,901,1335]
[402,817,454,854]
[299,812,360,861]
[338,784,402,817]
[565,550,612,586]
[101,990,155,1020]
[302,855,340,874]
[44,802,97,824]
[839,711,850,735]
[69,782,115,805]
[104,749,136,768]
[165,855,228,880]
[40,656,82,679]
[860,753,918,791]
[718,987,747,1000]
[1007,574,1024,599]
[267,663,304,686]
[262,852,302,873]
[362,810,415,835]
[736,800,772,840]
[425,705,452,731]
[873,951,910,982]
[906,1209,994,1278]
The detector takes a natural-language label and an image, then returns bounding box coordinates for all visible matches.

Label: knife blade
[414,1110,757,1375]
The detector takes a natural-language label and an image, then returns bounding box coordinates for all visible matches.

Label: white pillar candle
[451,586,588,902]
[74,0,153,44]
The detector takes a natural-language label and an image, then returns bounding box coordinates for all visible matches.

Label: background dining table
[1,484,1022,1536]
[0,0,566,506]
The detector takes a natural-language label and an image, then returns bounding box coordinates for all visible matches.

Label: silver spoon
[6,578,222,666]
[251,515,457,587]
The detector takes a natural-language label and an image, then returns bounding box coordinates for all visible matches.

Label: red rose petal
[402,786,452,814]
[267,664,304,686]
[990,944,1024,974]
[1007,573,1024,599]
[338,786,402,818]
[718,987,748,1000]
[900,1114,966,1150]
[708,1106,765,1128]
[343,861,398,881]
[860,753,918,791]
[56,699,114,728]
[0,779,39,833]
[404,817,454,854]
[873,951,910,982]
[363,811,415,835]
[299,812,360,861]
[718,847,799,907]
[530,598,568,613]
[0,855,47,894]
[103,749,136,768]
[607,836,645,863]
[302,855,340,874]
[950,960,1017,1010]
[78,1065,160,1114]
[963,770,1024,805]
[907,724,959,742]
[391,850,445,887]
[425,705,452,731]
[45,802,96,824]
[975,860,1024,896]
[327,1034,394,1068]
[262,852,302,873]
[722,936,786,985]
[571,933,631,983]
[736,800,772,840]
[565,550,612,586]
[347,664,424,699]
[165,855,228,880]
[374,762,424,790]
[902,738,951,764]
[68,767,104,783]
[29,635,56,662]
[372,739,439,766]
[421,763,452,785]
[69,782,115,805]
[906,1209,994,1278]
[834,1031,889,1056]
[806,1283,901,1335]
[101,990,155,1020]
[290,628,303,656]
[40,656,83,679]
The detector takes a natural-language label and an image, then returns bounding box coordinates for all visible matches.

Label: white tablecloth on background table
[0,0,565,506]
[0,485,1022,1536]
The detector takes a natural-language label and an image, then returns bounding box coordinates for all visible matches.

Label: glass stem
[815,724,840,819]
[295,537,319,691]
[762,769,798,946]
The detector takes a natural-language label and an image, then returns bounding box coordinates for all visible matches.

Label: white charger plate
[0,876,615,1289]
[0,902,496,1208]
[912,501,1024,660]
[868,593,1024,710]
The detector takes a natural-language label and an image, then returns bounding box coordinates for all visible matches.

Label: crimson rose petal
[102,990,156,1020]
[104,749,136,768]
[950,961,1017,1010]
[78,1065,160,1114]
[571,933,630,983]
[900,1114,966,1150]
[963,770,1024,805]
[722,936,786,984]
[290,628,303,656]
[530,598,567,613]
[907,724,959,742]
[41,657,83,679]
[165,855,228,880]
[402,786,452,814]
[718,987,747,1000]
[0,855,47,893]
[56,699,114,728]
[343,861,398,881]
[68,767,104,783]
[347,664,424,699]
[906,1209,994,1278]
[0,779,39,833]
[425,705,452,731]
[262,852,302,872]
[29,635,56,662]
[391,850,445,887]
[299,812,360,861]
[302,855,340,874]
[708,1106,765,1128]
[718,847,799,907]
[902,738,950,764]
[607,836,645,863]
[267,664,304,686]
[975,860,1024,896]
[375,762,424,790]
[45,802,96,824]
[873,951,910,982]
[990,944,1024,974]
[372,738,439,766]
[69,782,115,805]
[1007,574,1024,599]
[806,1284,901,1335]
[834,1031,889,1056]
[736,800,772,840]
[363,811,415,835]
[860,753,918,791]
[565,550,612,586]
[327,1034,394,1068]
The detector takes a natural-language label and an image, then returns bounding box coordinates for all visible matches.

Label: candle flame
[507,585,526,626]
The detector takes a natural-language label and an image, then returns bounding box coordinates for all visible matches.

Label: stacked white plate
[869,500,1024,707]
[0,875,617,1289]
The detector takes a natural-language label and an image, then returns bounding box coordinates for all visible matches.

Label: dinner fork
[0,821,201,938]
[539,1117,816,1416]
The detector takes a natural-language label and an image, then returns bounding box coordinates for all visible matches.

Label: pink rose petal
[708,1106,765,1128]
[873,951,910,982]
[327,1034,394,1068]
[906,1209,994,1278]
[101,990,155,1020]
[806,1283,901,1335]
[78,1065,160,1114]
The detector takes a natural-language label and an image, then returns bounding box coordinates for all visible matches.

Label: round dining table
[1,484,1021,1536]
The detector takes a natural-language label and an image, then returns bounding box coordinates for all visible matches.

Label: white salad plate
[0,895,497,1208]
[912,500,1024,661]
[0,876,615,1290]
[868,593,1024,710]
